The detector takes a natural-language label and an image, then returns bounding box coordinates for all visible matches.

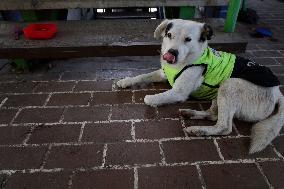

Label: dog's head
[154,19,213,65]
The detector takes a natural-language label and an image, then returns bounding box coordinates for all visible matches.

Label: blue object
[219,6,228,18]
[256,28,272,37]
[1,10,22,21]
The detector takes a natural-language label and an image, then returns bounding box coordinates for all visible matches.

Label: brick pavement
[0,79,283,188]
[0,0,284,188]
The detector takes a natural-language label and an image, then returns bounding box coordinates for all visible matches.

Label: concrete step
[0,18,247,59]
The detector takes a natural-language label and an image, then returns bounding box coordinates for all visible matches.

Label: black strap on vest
[173,64,219,88]
[202,82,219,88]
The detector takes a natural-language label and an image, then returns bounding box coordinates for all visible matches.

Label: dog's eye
[166,33,172,39]
[185,37,192,42]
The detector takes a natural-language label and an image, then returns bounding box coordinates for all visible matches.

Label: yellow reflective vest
[162,48,236,100]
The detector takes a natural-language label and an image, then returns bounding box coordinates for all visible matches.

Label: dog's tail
[249,95,284,154]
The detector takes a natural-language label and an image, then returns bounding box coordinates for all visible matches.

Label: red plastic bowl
[23,23,58,40]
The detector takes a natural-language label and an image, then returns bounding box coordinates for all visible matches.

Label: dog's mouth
[162,52,176,64]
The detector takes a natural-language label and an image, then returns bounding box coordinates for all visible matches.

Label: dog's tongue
[163,52,176,63]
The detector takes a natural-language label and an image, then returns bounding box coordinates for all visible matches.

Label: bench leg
[10,59,30,72]
[15,11,38,71]
[50,10,60,20]
[224,0,242,32]
[241,0,247,11]
[20,10,38,21]
[7,11,37,72]
[179,6,195,19]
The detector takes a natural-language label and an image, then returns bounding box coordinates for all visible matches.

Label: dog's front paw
[144,95,159,107]
[117,77,133,88]
[183,126,206,136]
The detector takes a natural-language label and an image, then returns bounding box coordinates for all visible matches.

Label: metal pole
[224,0,242,33]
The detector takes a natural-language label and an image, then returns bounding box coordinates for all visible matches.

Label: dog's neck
[185,50,205,65]
[183,43,208,67]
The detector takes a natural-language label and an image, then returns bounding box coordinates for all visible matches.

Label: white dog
[117,19,284,153]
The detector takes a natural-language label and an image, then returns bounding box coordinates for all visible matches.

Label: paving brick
[0,82,37,94]
[260,161,284,189]
[0,74,24,82]
[251,50,283,57]
[3,94,48,107]
[61,72,96,80]
[0,126,30,145]
[261,19,284,26]
[71,169,133,189]
[257,44,284,50]
[53,56,159,71]
[162,140,220,163]
[246,44,260,50]
[139,166,202,189]
[91,91,132,105]
[253,58,279,65]
[74,80,113,91]
[47,93,91,106]
[133,90,166,103]
[27,73,61,81]
[268,65,284,75]
[278,75,284,85]
[272,135,284,156]
[135,120,184,139]
[157,102,201,118]
[106,142,160,165]
[0,109,18,124]
[201,163,269,189]
[275,57,284,65]
[63,106,110,122]
[82,122,131,143]
[45,144,104,169]
[2,73,61,82]
[34,81,75,92]
[152,82,171,90]
[88,56,160,70]
[5,172,70,189]
[28,124,81,144]
[111,104,156,120]
[217,138,277,160]
[233,119,252,136]
[242,51,254,58]
[14,108,64,124]
[0,146,47,169]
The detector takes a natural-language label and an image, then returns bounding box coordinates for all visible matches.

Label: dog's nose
[168,49,179,58]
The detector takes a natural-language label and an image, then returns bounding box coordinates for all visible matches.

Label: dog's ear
[199,24,213,42]
[154,19,172,39]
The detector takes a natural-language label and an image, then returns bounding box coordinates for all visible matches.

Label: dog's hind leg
[180,109,211,119]
[180,99,218,121]
[184,86,235,136]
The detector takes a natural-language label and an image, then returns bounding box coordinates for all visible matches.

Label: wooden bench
[0,0,230,10]
[0,0,247,59]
